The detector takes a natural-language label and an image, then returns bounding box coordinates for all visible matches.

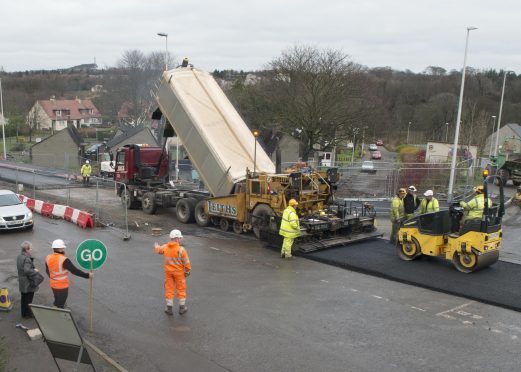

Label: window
[55,110,61,116]
[117,151,126,167]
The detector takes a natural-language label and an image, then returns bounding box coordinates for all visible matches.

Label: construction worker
[460,185,492,223]
[279,199,301,258]
[81,160,92,186]
[403,185,420,219]
[390,188,406,244]
[45,239,91,308]
[419,190,440,214]
[154,229,191,315]
[513,186,521,207]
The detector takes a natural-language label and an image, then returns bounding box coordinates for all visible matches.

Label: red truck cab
[114,145,170,185]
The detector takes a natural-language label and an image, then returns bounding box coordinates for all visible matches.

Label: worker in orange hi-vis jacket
[154,229,191,315]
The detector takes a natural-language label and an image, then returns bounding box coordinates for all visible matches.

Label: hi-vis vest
[390,196,405,221]
[81,164,92,177]
[279,206,300,239]
[159,242,191,273]
[461,194,492,220]
[420,198,440,214]
[46,253,70,289]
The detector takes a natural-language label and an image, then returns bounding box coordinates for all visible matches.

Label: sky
[1,0,520,74]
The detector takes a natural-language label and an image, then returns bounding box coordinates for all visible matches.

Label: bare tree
[264,45,367,160]
[26,103,43,143]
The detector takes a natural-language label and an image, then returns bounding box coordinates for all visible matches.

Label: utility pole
[0,78,6,160]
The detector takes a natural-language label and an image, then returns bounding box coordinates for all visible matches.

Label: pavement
[2,215,521,371]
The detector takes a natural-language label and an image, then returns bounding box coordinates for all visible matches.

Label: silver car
[0,190,33,230]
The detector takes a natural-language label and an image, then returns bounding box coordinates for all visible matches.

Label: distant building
[484,123,521,155]
[30,125,86,170]
[105,125,159,153]
[27,97,102,132]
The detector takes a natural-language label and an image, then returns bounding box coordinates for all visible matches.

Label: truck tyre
[142,192,157,214]
[252,204,276,239]
[121,189,139,209]
[195,200,210,227]
[233,221,243,234]
[176,198,195,223]
[220,218,230,232]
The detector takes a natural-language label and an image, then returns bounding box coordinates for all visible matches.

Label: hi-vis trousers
[165,271,186,303]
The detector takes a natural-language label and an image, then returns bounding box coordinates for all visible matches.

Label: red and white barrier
[17,194,94,229]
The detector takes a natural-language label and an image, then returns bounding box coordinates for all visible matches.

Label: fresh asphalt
[2,215,521,371]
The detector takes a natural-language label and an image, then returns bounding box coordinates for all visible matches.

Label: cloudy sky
[1,0,520,73]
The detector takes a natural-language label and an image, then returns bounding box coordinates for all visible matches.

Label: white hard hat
[408,185,417,191]
[424,190,434,196]
[51,239,66,249]
[170,229,183,239]
[86,160,90,164]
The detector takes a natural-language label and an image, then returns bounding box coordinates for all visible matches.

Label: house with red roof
[27,97,102,132]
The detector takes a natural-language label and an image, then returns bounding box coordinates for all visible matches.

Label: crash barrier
[17,194,94,229]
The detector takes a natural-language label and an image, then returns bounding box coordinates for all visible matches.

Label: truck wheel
[121,189,139,209]
[176,198,195,223]
[195,201,210,227]
[142,192,157,214]
[220,218,230,232]
[252,204,276,239]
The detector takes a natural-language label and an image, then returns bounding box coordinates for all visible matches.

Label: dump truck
[113,63,380,252]
[489,153,521,186]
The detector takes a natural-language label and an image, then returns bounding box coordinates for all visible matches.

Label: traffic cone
[0,288,13,311]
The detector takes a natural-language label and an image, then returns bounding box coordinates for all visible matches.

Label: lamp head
[157,32,168,37]
[253,130,260,137]
[467,26,478,31]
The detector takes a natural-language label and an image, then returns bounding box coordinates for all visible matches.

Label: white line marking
[436,301,475,316]
[210,247,220,251]
[350,288,359,292]
[320,280,329,283]
[462,320,473,325]
[471,315,483,320]
[456,310,471,316]
[409,306,426,312]
[491,329,504,334]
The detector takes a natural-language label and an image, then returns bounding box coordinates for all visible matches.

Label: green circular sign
[76,240,107,270]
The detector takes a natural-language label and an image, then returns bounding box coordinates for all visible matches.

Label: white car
[360,161,376,174]
[0,190,33,230]
[369,144,378,151]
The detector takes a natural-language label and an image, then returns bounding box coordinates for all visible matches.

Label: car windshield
[363,161,373,166]
[0,193,22,207]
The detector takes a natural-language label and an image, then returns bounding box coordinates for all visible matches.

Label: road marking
[320,280,329,283]
[209,246,220,251]
[436,301,474,316]
[350,288,359,292]
[409,305,426,312]
[456,310,471,316]
[371,295,389,301]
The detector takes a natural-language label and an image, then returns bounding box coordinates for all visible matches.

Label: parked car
[368,144,378,151]
[372,150,382,160]
[376,139,384,146]
[85,143,103,159]
[0,190,33,231]
[361,160,376,174]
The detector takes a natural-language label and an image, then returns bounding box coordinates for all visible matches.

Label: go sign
[76,240,107,270]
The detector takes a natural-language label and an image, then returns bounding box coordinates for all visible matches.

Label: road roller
[396,173,504,273]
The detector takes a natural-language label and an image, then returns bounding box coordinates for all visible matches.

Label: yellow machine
[195,168,379,252]
[397,174,504,273]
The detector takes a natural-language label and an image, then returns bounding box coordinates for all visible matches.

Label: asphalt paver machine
[397,173,504,273]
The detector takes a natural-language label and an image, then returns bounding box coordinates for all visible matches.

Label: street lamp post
[0,78,6,160]
[494,70,514,156]
[253,130,260,174]
[157,32,168,71]
[445,122,449,143]
[489,115,496,157]
[351,130,357,165]
[360,126,368,158]
[447,26,477,202]
[407,122,412,144]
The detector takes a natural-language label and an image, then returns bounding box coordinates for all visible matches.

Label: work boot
[281,253,285,259]
[164,306,173,315]
[179,305,188,314]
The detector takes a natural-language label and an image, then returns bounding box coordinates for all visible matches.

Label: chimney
[50,95,55,101]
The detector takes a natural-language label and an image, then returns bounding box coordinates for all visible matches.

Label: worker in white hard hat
[419,189,440,214]
[403,185,420,219]
[45,239,92,308]
[81,160,92,186]
[154,229,191,315]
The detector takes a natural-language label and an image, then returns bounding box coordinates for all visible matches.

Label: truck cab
[114,144,169,185]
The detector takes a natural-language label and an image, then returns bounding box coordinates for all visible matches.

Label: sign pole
[89,256,93,332]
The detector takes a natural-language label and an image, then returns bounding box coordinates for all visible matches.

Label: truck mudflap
[260,229,383,254]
